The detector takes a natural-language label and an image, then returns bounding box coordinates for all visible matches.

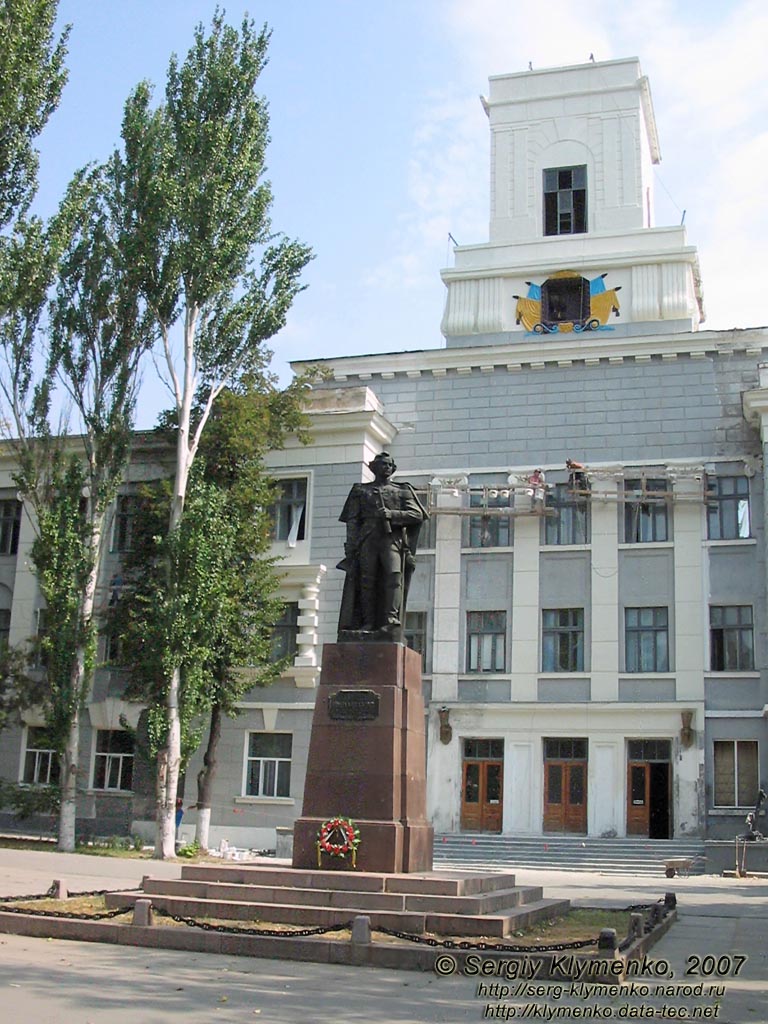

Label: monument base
[292,642,433,874]
[293,818,434,874]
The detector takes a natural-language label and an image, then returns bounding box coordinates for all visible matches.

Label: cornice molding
[293,328,768,383]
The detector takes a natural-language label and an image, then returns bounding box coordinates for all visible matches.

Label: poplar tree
[1,165,155,850]
[112,12,311,856]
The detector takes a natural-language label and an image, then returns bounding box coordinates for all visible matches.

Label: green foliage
[0,779,60,819]
[28,452,96,749]
[119,455,290,760]
[48,162,157,496]
[113,9,312,398]
[0,0,69,227]
[0,2,71,390]
[176,839,200,858]
[0,642,47,734]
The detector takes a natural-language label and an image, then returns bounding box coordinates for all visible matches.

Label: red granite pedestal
[292,643,434,873]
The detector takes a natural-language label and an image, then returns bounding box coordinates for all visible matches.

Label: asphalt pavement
[0,848,765,1023]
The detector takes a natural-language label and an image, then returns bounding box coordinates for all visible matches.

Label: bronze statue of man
[337,452,428,640]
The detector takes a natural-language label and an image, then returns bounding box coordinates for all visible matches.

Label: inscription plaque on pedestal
[328,689,380,721]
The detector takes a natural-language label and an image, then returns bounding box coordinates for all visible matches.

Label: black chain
[150,905,355,938]
[0,904,132,920]
[0,885,141,904]
[374,927,598,952]
[0,882,58,903]
[0,884,142,922]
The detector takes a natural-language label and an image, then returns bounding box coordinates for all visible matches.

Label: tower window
[544,166,587,236]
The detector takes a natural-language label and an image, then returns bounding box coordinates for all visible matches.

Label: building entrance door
[626,740,671,839]
[461,738,503,832]
[543,738,587,834]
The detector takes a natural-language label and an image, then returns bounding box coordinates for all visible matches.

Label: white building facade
[1,58,766,847]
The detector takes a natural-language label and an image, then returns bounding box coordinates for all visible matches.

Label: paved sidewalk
[0,848,765,1022]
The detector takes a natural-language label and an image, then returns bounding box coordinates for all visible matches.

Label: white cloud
[363,89,488,293]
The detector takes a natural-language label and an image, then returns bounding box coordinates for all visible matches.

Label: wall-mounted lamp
[438,706,452,745]
[680,710,695,749]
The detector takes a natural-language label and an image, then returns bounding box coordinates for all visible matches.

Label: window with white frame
[112,495,138,552]
[270,603,299,663]
[542,609,584,672]
[466,611,506,673]
[710,606,754,671]
[0,499,21,555]
[102,624,122,665]
[270,479,307,545]
[713,740,759,807]
[625,607,669,673]
[624,479,669,543]
[543,165,587,236]
[707,476,751,540]
[404,610,428,671]
[544,484,589,545]
[22,727,60,785]
[0,607,10,649]
[92,730,134,791]
[245,732,292,797]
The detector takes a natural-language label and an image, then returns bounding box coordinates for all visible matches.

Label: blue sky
[35,1,768,427]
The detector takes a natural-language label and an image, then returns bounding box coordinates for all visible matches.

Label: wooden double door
[543,759,587,833]
[461,759,503,832]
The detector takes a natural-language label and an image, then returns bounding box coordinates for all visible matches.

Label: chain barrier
[0,884,141,921]
[0,903,132,920]
[0,882,58,904]
[0,887,672,949]
[150,905,354,938]
[374,927,599,952]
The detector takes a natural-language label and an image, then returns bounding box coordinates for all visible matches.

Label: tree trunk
[154,666,181,859]
[58,714,79,851]
[195,701,222,850]
[57,516,102,852]
[153,307,196,859]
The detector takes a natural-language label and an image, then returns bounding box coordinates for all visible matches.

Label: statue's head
[369,451,396,475]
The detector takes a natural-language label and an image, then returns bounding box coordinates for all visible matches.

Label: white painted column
[506,741,534,833]
[510,511,539,702]
[672,473,706,838]
[589,740,622,836]
[429,484,464,703]
[426,483,465,833]
[9,499,38,647]
[590,476,619,701]
[293,569,326,688]
[672,476,706,701]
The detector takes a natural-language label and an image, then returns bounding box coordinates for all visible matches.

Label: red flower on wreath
[317,816,361,867]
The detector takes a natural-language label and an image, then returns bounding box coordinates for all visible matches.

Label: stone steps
[139,877,545,915]
[105,864,570,937]
[180,864,520,895]
[433,835,707,875]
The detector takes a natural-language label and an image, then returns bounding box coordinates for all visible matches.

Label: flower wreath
[316,816,361,868]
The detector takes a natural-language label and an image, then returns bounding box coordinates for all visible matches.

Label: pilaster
[510,499,540,701]
[672,475,706,702]
[590,475,620,701]
[429,479,465,702]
